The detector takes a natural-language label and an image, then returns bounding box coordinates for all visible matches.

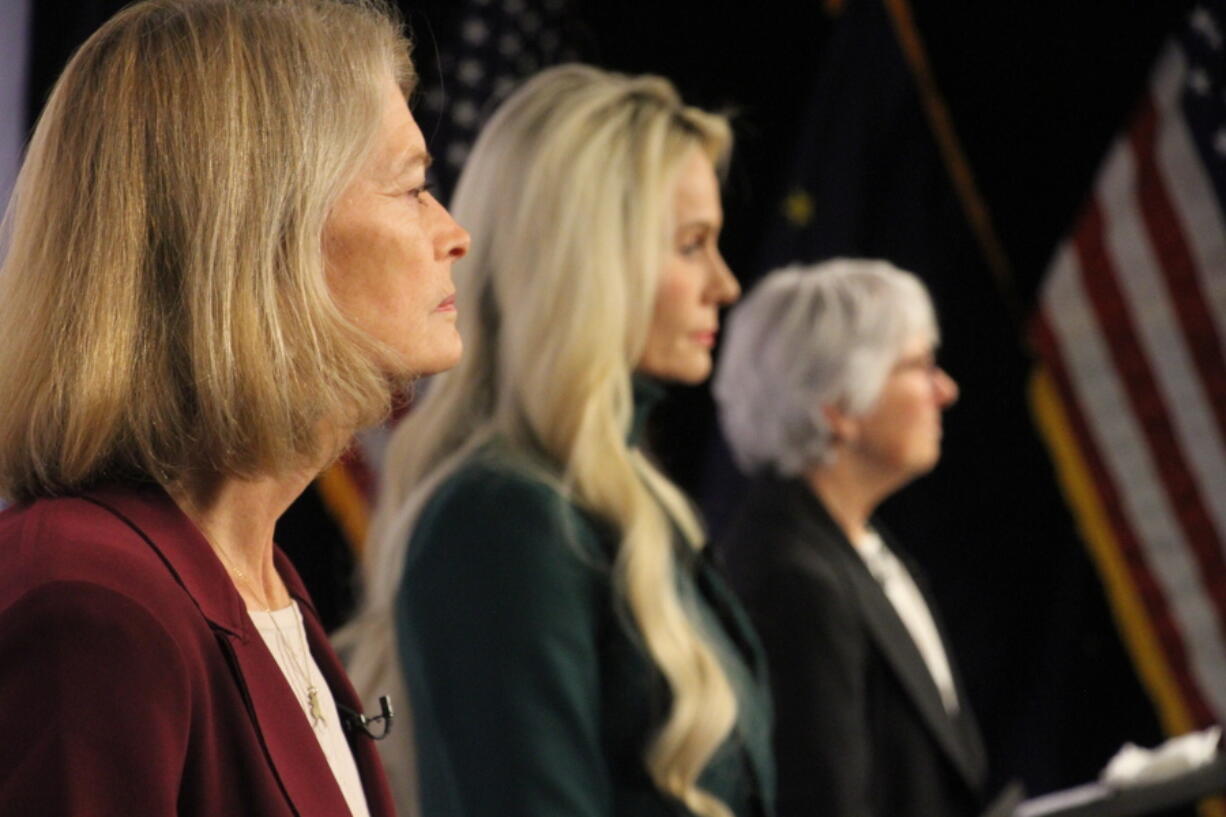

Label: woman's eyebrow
[389,148,433,178]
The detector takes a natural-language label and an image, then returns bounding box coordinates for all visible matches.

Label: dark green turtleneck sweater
[394,378,775,817]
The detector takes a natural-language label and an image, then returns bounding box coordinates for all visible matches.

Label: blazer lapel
[842,556,984,790]
[784,480,985,793]
[279,551,397,817]
[84,485,355,817]
[224,622,355,816]
[897,548,989,787]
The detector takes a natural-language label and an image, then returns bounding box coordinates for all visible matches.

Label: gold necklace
[212,545,326,728]
[264,604,326,728]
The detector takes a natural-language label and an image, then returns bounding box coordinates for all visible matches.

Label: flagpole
[881,0,1024,326]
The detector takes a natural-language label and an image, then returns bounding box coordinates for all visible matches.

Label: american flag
[1030,0,1226,763]
[412,0,575,200]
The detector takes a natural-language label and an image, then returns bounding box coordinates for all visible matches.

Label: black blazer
[715,474,987,817]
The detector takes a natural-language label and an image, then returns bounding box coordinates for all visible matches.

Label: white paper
[1100,725,1222,788]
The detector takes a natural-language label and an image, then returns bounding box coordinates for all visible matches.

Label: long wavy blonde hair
[343,64,739,817]
[0,0,412,501]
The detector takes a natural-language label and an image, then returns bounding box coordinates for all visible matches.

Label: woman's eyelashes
[406,182,436,203]
[679,228,712,256]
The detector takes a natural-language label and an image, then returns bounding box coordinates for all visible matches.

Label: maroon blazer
[0,483,396,817]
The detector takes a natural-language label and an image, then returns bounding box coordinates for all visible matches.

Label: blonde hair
[344,64,739,817]
[0,0,414,502]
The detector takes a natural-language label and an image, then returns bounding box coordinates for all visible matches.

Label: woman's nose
[935,367,959,407]
[436,204,470,261]
[708,252,740,305]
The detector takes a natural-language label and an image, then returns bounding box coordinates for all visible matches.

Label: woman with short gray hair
[714,259,940,476]
[713,259,991,817]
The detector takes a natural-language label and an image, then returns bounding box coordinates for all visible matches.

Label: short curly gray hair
[713,259,938,476]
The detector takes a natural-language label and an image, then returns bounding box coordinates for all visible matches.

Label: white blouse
[254,603,372,817]
[854,529,960,714]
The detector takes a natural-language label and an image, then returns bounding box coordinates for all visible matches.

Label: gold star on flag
[783,189,815,227]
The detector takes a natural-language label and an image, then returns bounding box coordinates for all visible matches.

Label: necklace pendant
[308,686,325,726]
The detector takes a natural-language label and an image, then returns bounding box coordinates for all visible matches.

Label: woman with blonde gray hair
[713,260,988,817]
[343,64,774,817]
[0,1,468,815]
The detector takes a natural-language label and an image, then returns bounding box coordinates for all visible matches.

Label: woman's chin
[412,333,464,377]
[637,352,712,386]
[379,332,463,381]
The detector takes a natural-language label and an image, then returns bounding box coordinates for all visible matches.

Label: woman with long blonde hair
[0,1,468,815]
[343,64,774,817]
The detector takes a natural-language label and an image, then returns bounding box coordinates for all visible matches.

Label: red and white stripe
[1037,41,1226,727]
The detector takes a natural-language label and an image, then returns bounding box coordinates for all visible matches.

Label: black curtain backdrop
[23,0,1194,802]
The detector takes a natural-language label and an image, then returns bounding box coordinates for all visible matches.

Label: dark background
[25,0,1197,803]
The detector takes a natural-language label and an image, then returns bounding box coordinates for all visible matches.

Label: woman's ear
[821,402,858,447]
